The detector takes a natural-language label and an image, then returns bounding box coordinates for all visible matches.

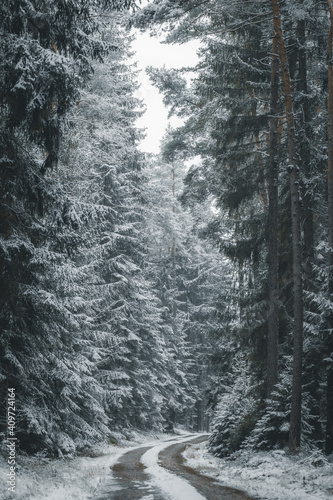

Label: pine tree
[143,134,226,432]
[0,0,136,454]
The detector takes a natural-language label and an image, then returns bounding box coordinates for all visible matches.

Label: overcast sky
[131,31,200,154]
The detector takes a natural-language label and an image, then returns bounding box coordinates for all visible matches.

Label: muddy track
[98,434,254,499]
[100,445,165,499]
[158,435,254,500]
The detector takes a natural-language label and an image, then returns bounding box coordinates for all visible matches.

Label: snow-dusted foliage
[2,0,333,463]
[64,25,171,431]
[208,354,256,457]
[143,145,224,431]
[0,0,140,456]
[0,0,225,454]
[133,0,333,457]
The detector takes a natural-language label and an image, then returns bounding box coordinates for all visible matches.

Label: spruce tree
[0,0,135,454]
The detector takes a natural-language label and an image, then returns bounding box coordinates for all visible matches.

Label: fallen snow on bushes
[182,441,333,500]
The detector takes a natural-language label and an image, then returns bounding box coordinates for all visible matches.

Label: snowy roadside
[0,430,177,500]
[182,441,333,500]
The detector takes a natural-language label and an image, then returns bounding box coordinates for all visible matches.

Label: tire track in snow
[99,434,253,499]
[158,435,254,500]
[100,445,165,499]
[140,435,206,500]
[99,435,195,499]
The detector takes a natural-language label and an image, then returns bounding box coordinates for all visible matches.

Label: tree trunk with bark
[297,17,315,281]
[326,0,333,455]
[271,0,303,453]
[267,34,280,399]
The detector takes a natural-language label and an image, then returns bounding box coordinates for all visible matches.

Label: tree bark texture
[326,0,333,455]
[267,34,279,399]
[297,17,315,280]
[271,0,303,453]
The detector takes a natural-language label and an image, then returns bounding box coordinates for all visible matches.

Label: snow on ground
[182,441,333,500]
[140,434,205,500]
[0,430,176,500]
[2,429,332,500]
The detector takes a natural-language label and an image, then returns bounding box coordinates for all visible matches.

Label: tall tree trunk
[296,12,323,443]
[171,160,177,319]
[326,0,333,455]
[172,163,176,267]
[297,17,314,281]
[267,34,280,398]
[271,0,303,453]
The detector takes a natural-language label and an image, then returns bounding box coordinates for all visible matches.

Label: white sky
[131,31,200,154]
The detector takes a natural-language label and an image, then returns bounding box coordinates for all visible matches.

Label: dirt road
[159,435,252,500]
[97,434,253,499]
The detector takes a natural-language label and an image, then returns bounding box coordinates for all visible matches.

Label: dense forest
[1,0,333,462]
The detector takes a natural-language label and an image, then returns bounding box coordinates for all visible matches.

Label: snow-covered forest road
[98,434,252,500]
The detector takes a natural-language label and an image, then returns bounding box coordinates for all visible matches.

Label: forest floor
[0,429,332,499]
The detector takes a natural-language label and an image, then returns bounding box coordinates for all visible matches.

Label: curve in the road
[98,434,254,500]
[158,435,254,500]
